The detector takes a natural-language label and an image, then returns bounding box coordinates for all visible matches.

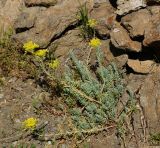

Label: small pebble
[48,141,52,145]
[0,94,4,99]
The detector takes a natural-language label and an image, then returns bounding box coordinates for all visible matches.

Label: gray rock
[116,0,146,15]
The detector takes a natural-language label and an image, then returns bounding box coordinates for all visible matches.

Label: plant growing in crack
[77,3,97,40]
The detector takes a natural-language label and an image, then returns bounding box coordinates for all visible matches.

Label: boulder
[116,0,146,15]
[0,0,24,36]
[14,7,46,30]
[12,0,93,48]
[121,9,151,38]
[90,1,116,39]
[110,24,142,52]
[127,59,156,74]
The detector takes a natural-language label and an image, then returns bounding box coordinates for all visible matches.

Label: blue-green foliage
[63,48,124,130]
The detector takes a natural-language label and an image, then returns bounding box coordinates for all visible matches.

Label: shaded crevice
[118,46,160,74]
[46,20,109,48]
[126,46,159,63]
[146,1,160,6]
[46,21,80,48]
[109,0,117,8]
[110,41,159,64]
[95,30,110,40]
[128,51,154,61]
[125,64,148,75]
[15,26,33,34]
[25,3,56,8]
[131,36,144,42]
[120,23,145,42]
[109,42,127,57]
[116,15,122,22]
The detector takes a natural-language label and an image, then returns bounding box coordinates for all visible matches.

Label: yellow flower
[22,117,37,130]
[34,49,48,57]
[23,41,39,53]
[48,59,60,69]
[88,19,97,28]
[89,38,101,48]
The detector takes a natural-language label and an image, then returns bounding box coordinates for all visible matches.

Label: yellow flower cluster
[23,41,48,58]
[88,19,97,28]
[23,41,60,69]
[22,117,37,130]
[89,38,101,48]
[48,59,60,69]
[34,49,48,57]
[23,41,39,53]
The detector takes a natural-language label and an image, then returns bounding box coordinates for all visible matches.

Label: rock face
[14,7,46,30]
[0,0,24,36]
[116,0,146,15]
[110,24,142,52]
[140,68,160,132]
[121,9,151,38]
[12,0,93,48]
[125,72,160,147]
[50,29,84,59]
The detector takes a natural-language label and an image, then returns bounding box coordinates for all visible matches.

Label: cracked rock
[110,24,142,52]
[140,68,160,132]
[24,0,58,7]
[0,0,24,36]
[143,6,160,55]
[116,0,146,15]
[121,9,151,38]
[90,1,116,39]
[14,7,46,30]
[12,0,93,48]
[127,59,156,74]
